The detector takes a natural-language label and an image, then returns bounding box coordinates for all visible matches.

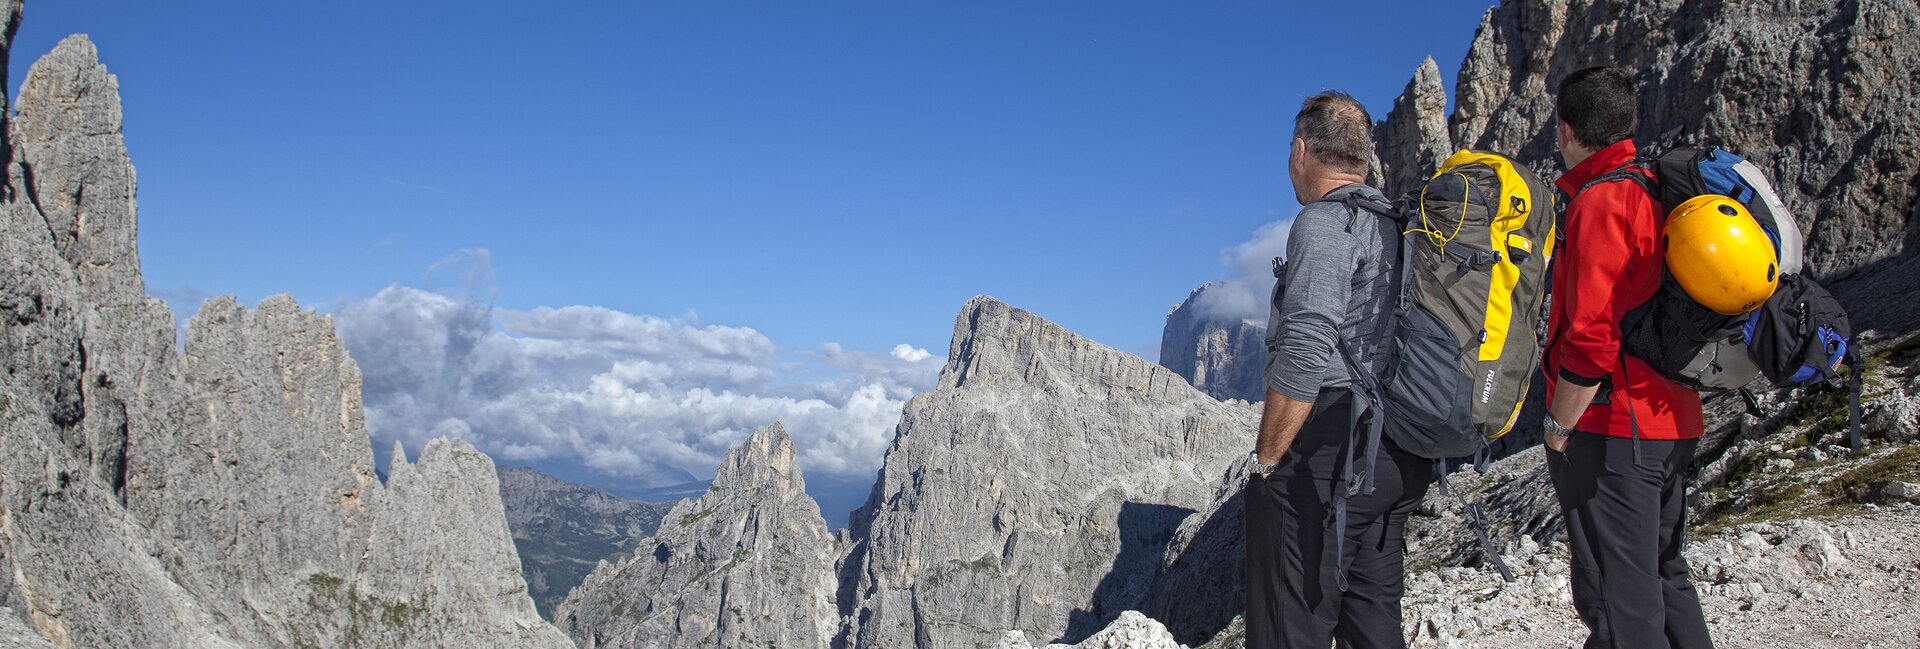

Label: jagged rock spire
[557,422,838,649]
[0,12,571,648]
[1376,56,1453,199]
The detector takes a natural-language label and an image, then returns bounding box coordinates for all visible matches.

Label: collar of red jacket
[1554,139,1639,196]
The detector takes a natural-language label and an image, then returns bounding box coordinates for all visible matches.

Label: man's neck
[1304,174,1367,202]
[1562,142,1597,171]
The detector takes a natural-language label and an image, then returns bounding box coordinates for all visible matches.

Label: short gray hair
[1294,91,1374,174]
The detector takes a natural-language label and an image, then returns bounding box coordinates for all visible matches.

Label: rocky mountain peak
[711,421,806,498]
[13,34,137,298]
[1375,56,1452,198]
[945,295,1199,403]
[557,422,838,649]
[837,297,1259,648]
[1158,284,1265,403]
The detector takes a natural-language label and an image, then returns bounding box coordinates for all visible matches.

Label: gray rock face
[1374,56,1453,199]
[1158,284,1266,403]
[556,423,839,649]
[1139,461,1249,646]
[0,14,569,649]
[498,466,673,620]
[0,609,57,649]
[839,296,1259,649]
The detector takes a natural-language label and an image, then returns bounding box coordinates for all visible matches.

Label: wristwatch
[1542,414,1574,440]
[1246,451,1280,476]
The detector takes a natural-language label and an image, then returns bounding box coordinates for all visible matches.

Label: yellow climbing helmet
[1664,194,1779,315]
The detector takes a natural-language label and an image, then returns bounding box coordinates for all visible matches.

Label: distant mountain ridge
[497,466,674,620]
[1158,284,1266,403]
[555,296,1260,648]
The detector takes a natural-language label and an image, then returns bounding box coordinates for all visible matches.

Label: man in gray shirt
[1242,91,1429,649]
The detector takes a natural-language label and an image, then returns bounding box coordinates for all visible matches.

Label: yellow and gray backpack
[1307,150,1555,585]
[1372,150,1556,459]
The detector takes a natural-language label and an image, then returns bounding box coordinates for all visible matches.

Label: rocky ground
[1400,505,1920,649]
[1042,503,1920,649]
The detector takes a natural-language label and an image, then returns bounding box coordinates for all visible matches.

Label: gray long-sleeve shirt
[1263,183,1398,403]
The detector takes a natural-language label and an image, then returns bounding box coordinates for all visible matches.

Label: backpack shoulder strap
[1580,159,1658,199]
[1312,185,1399,232]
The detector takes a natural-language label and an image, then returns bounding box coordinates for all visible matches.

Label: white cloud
[891,344,933,363]
[1193,217,1293,323]
[332,251,939,485]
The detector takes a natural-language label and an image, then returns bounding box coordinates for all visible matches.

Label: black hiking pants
[1547,432,1715,649]
[1244,392,1433,649]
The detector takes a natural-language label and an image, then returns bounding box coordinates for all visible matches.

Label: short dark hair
[1294,91,1374,175]
[1554,66,1637,149]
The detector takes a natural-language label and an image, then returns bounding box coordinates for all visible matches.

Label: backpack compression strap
[1309,188,1399,592]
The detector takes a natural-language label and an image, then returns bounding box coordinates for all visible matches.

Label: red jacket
[1544,140,1704,440]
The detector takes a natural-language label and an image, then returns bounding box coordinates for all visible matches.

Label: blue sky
[9,2,1489,519]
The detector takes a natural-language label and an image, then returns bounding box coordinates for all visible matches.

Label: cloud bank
[328,251,941,484]
[1191,216,1293,323]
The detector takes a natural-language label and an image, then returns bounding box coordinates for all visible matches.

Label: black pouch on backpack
[1620,281,1761,392]
[1745,274,1853,385]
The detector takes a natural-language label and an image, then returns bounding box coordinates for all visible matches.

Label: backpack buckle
[1456,250,1503,276]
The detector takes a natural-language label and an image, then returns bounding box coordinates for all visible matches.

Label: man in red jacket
[1541,67,1716,649]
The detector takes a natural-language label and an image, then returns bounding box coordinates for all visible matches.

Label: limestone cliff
[0,11,569,648]
[1374,56,1452,199]
[1158,284,1265,404]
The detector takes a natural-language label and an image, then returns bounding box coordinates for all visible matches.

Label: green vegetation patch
[1700,445,1920,535]
[298,572,428,647]
[679,506,717,527]
[1821,444,1920,502]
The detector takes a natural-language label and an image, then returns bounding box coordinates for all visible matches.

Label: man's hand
[1544,417,1572,453]
[1256,388,1316,469]
[1545,375,1600,454]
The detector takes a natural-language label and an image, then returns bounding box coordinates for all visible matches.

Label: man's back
[1545,138,1704,440]
[1264,183,1397,409]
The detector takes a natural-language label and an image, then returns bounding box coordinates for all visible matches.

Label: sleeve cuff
[1559,367,1606,387]
[1264,370,1319,404]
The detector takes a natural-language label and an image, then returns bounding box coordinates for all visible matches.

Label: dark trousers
[1244,398,1433,649]
[1547,433,1715,649]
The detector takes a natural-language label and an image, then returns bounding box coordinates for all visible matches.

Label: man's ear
[1291,137,1308,160]
[1557,121,1576,149]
